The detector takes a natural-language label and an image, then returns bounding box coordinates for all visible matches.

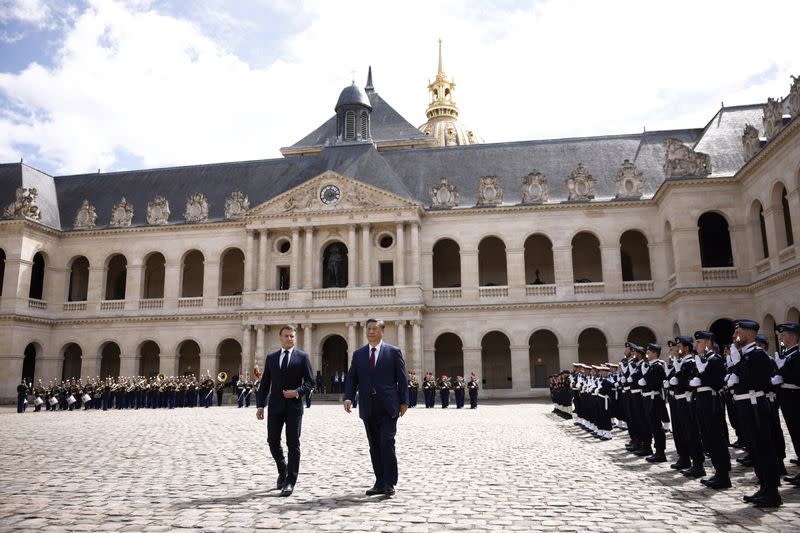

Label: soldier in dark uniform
[773,322,800,486]
[756,334,787,475]
[626,344,650,456]
[244,378,253,407]
[236,378,246,408]
[215,377,225,406]
[16,379,28,413]
[467,372,479,409]
[407,372,419,407]
[422,372,436,408]
[453,375,466,409]
[690,331,732,489]
[639,343,667,462]
[438,374,451,408]
[668,336,706,477]
[729,319,782,507]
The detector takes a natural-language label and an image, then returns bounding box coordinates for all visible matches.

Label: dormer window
[345,111,356,140]
[360,112,369,139]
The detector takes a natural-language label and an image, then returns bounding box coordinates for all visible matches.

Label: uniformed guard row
[416,371,479,409]
[15,372,262,411]
[552,320,800,509]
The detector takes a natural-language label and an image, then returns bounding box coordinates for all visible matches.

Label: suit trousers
[267,412,303,484]
[363,397,399,489]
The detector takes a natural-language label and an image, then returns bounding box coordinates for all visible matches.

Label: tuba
[157,373,166,381]
[217,371,228,383]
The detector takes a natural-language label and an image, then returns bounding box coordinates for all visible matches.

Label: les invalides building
[0,44,798,400]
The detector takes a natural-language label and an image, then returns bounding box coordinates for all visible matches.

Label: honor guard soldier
[453,375,466,408]
[407,372,419,407]
[728,319,782,507]
[438,374,451,408]
[669,336,706,477]
[244,378,253,407]
[639,343,668,462]
[690,331,732,489]
[215,377,225,406]
[756,334,787,473]
[467,372,479,409]
[16,379,28,413]
[772,322,800,486]
[422,372,436,408]
[626,344,650,457]
[236,378,246,408]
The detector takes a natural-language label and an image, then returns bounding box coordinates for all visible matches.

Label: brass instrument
[253,365,262,379]
[157,373,166,381]
[217,371,228,382]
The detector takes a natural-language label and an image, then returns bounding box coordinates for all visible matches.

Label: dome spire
[365,65,374,92]
[437,38,444,76]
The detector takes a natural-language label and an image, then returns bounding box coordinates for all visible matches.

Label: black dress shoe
[634,448,653,457]
[681,466,706,478]
[646,453,667,463]
[276,472,287,490]
[750,493,782,507]
[280,483,293,497]
[670,459,691,470]
[705,476,731,489]
[742,488,764,503]
[384,486,395,497]
[365,485,385,496]
[782,474,798,483]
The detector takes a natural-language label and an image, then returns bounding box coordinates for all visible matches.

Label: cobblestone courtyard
[1,402,799,532]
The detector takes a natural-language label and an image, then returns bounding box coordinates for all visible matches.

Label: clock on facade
[320,184,341,205]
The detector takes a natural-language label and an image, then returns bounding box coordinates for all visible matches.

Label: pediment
[246,171,420,217]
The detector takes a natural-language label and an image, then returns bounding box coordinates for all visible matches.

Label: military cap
[625,342,641,351]
[755,333,769,345]
[646,343,662,355]
[666,339,676,347]
[734,319,759,331]
[693,330,715,341]
[631,344,646,355]
[776,323,799,334]
[675,335,694,348]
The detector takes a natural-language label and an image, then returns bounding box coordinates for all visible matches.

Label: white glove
[694,354,708,373]
[729,344,741,365]
[642,363,650,375]
[638,378,646,386]
[689,377,701,387]
[725,355,734,368]
[727,374,739,386]
[626,376,632,383]
[776,355,787,369]
[663,380,670,389]
[771,375,784,385]
[669,376,678,386]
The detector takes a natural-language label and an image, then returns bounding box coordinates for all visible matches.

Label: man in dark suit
[256,325,314,497]
[344,318,408,497]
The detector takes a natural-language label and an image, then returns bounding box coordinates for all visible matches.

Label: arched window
[698,212,733,267]
[664,221,675,277]
[67,256,89,302]
[360,112,369,139]
[322,242,348,288]
[143,253,165,299]
[344,111,355,140]
[627,326,656,347]
[29,252,45,299]
[787,307,800,324]
[0,248,6,297]
[99,342,121,379]
[218,339,242,385]
[524,234,554,284]
[321,335,348,392]
[750,201,769,259]
[22,343,37,382]
[181,250,204,297]
[578,328,607,365]
[572,232,602,282]
[481,331,512,389]
[61,343,82,381]
[220,248,244,296]
[434,333,464,378]
[105,254,127,300]
[138,341,160,377]
[620,230,651,281]
[178,340,201,376]
[780,186,794,247]
[529,330,559,388]
[432,238,461,288]
[478,236,507,286]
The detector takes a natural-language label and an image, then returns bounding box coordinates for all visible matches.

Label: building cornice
[735,114,800,185]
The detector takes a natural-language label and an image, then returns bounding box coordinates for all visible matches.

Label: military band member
[453,375,466,409]
[438,373,451,408]
[236,378,246,408]
[407,371,419,407]
[422,372,436,408]
[729,319,782,507]
[215,377,225,407]
[467,372,479,409]
[16,379,28,413]
[772,322,800,486]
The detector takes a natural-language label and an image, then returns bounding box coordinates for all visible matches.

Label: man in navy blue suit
[344,318,408,497]
[256,325,314,497]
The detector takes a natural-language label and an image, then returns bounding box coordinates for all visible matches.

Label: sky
[0,0,799,176]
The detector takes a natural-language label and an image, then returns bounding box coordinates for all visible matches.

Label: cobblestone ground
[1,401,798,532]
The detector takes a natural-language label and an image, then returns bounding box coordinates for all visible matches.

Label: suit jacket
[255,348,314,416]
[345,342,408,420]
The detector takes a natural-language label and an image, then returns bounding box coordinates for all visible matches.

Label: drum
[48,396,58,406]
[66,394,76,405]
[81,394,91,403]
[34,397,44,406]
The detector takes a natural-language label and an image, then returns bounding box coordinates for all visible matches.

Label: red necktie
[370,347,376,370]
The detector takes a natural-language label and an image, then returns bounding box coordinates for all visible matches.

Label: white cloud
[0,0,799,175]
[0,0,53,27]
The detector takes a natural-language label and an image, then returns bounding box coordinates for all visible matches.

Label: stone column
[125,262,143,307]
[87,266,105,303]
[647,243,667,293]
[347,322,358,356]
[463,347,482,386]
[255,324,265,375]
[164,258,180,309]
[395,223,405,285]
[412,320,425,376]
[506,247,525,290]
[1,253,22,309]
[203,259,219,307]
[360,224,371,287]
[244,229,255,292]
[410,222,421,286]
[396,319,407,361]
[727,223,748,280]
[290,228,301,290]
[348,224,358,287]
[787,189,800,245]
[600,245,622,294]
[672,226,702,285]
[552,245,574,297]
[303,324,318,375]
[258,230,269,291]
[241,325,253,375]
[461,248,479,298]
[303,227,315,289]
[510,344,531,392]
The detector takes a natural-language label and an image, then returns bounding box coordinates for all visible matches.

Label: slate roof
[0,83,772,232]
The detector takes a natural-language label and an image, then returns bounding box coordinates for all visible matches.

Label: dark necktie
[281,350,289,371]
[369,347,376,370]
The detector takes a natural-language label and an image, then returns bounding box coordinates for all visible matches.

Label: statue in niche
[326,245,346,288]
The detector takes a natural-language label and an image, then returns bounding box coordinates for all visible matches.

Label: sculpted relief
[614,159,644,198]
[224,191,250,219]
[789,75,800,118]
[146,196,170,225]
[430,177,459,208]
[110,197,134,227]
[742,124,760,162]
[521,171,548,203]
[566,163,596,200]
[3,187,41,220]
[73,200,97,229]
[663,138,711,178]
[184,192,209,223]
[477,176,503,206]
[762,97,783,141]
